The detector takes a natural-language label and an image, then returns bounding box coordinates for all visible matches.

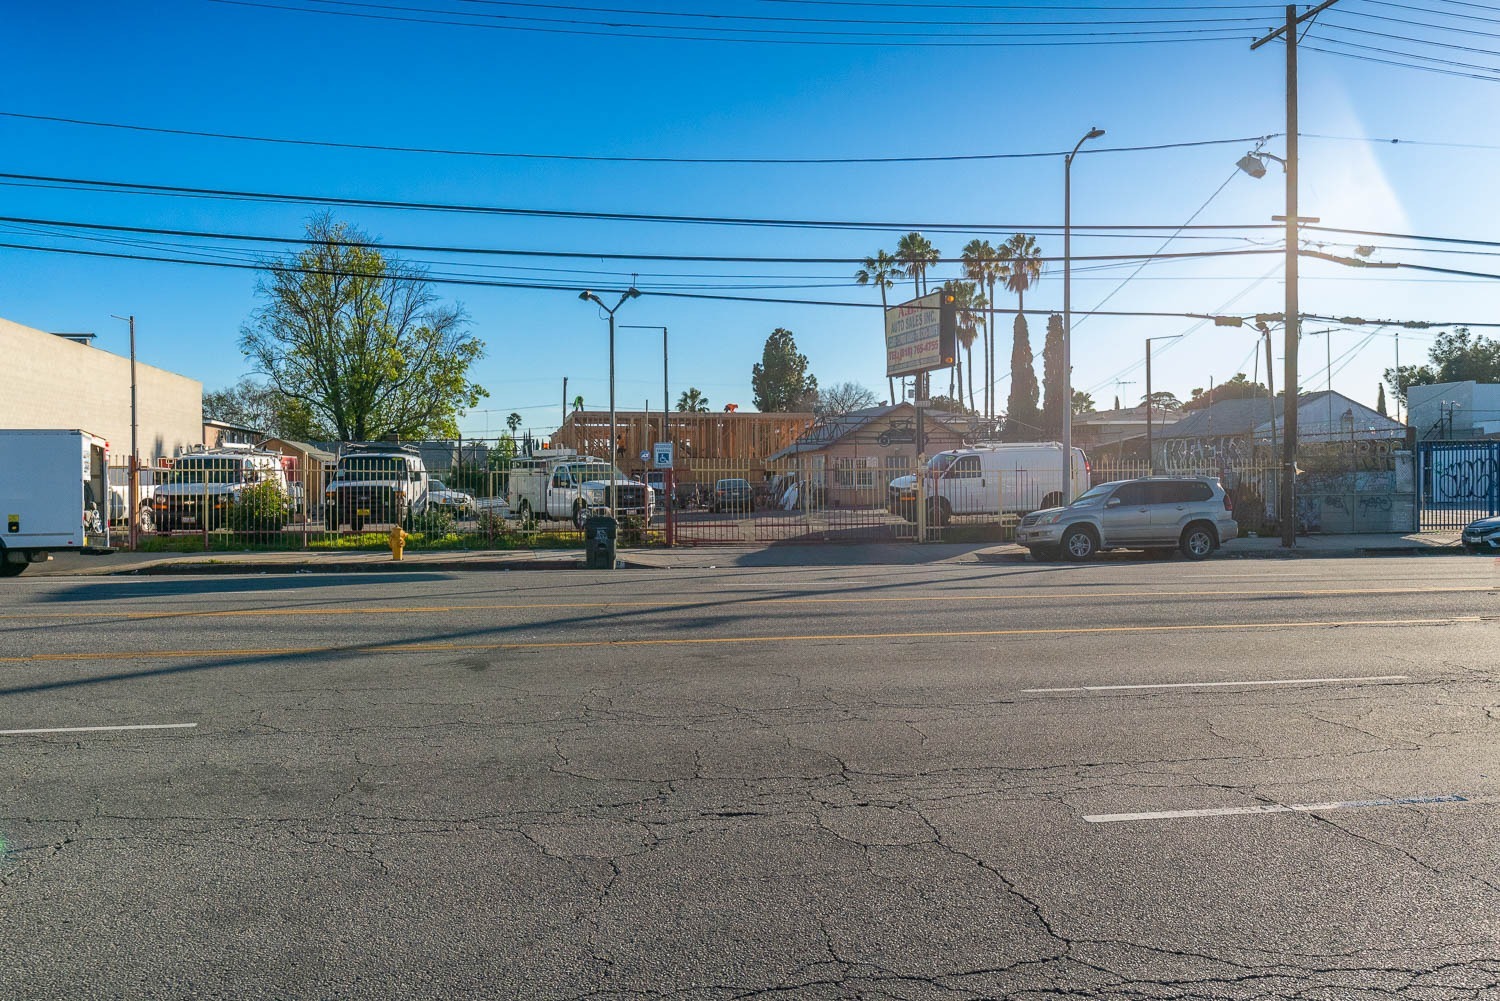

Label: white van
[888,442,1089,524]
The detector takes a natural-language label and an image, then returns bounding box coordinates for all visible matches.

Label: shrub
[228,481,292,533]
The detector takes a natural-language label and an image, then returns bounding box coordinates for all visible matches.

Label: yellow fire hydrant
[388,522,408,561]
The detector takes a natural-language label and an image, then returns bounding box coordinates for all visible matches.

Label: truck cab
[324,444,430,532]
[152,447,289,531]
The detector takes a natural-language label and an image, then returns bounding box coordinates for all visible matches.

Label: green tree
[1142,390,1183,413]
[998,234,1044,440]
[240,215,487,441]
[962,239,1000,419]
[751,329,819,412]
[1384,327,1500,407]
[928,394,977,415]
[506,412,523,436]
[1183,373,1271,410]
[1073,390,1096,415]
[1376,383,1387,417]
[203,377,318,440]
[676,387,710,412]
[1005,313,1041,440]
[1041,313,1066,438]
[855,249,903,404]
[895,232,941,298]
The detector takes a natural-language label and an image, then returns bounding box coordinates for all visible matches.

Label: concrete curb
[104,558,586,575]
[975,545,1471,564]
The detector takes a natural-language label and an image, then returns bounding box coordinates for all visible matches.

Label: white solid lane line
[1085,794,1488,824]
[1024,675,1409,694]
[0,722,198,736]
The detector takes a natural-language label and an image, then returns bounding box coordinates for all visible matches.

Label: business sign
[885,291,957,378]
[652,442,674,469]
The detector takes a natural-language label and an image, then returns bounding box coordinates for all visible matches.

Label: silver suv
[1015,476,1239,561]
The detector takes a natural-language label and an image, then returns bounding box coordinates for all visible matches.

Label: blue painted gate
[1418,441,1500,530]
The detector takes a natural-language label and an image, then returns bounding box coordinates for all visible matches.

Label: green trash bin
[583,515,617,570]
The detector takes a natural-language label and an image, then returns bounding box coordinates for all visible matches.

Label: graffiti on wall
[1429,450,1499,504]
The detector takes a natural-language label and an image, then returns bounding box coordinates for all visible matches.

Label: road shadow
[38,574,455,603]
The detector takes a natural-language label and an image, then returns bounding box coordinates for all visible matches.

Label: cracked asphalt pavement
[2,555,1498,999]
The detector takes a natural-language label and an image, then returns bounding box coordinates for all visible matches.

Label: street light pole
[621,324,669,454]
[580,288,641,518]
[110,313,138,548]
[1063,126,1105,503]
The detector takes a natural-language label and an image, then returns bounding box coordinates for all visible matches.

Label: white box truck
[0,429,111,577]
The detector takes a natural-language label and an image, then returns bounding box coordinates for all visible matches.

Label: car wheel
[1061,526,1098,561]
[573,502,588,530]
[928,499,951,527]
[137,506,156,534]
[0,558,27,577]
[517,500,533,525]
[1180,522,1217,561]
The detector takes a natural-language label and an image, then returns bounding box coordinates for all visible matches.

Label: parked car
[1461,514,1500,553]
[888,442,1089,524]
[711,478,755,513]
[426,479,476,517]
[1015,476,1238,561]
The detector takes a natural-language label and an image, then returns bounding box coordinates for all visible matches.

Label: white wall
[0,316,202,461]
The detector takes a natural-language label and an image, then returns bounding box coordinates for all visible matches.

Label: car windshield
[336,457,407,481]
[1071,483,1115,505]
[164,458,244,484]
[430,480,447,491]
[575,463,623,481]
[926,453,958,474]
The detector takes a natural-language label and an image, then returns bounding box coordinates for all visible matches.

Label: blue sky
[3,0,1497,439]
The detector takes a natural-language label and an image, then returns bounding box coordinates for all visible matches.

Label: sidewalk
[24,531,1469,576]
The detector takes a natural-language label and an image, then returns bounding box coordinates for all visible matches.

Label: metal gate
[1418,442,1500,530]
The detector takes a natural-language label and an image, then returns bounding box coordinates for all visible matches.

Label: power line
[0,111,1277,165]
[0,237,1313,320]
[0,171,1285,233]
[1302,43,1500,81]
[442,0,1275,28]
[205,0,1262,45]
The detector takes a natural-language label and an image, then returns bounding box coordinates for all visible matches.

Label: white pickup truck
[0,428,111,577]
[508,454,654,529]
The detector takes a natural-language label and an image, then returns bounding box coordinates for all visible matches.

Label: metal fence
[1091,459,1281,537]
[104,453,1055,551]
[1417,441,1500,531]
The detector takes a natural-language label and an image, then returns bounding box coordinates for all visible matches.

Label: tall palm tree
[962,239,998,418]
[896,231,940,298]
[855,249,903,404]
[998,233,1045,317]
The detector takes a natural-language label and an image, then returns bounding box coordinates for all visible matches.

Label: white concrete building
[1406,381,1500,441]
[1,315,202,461]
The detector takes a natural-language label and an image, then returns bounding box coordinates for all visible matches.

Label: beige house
[767,403,971,509]
[2,316,202,462]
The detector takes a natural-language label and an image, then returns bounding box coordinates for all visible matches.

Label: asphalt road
[3,556,1497,999]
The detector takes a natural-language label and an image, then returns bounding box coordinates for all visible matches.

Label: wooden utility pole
[1251,0,1340,547]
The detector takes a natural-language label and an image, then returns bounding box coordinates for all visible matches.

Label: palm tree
[998,233,1045,317]
[676,387,710,413]
[855,250,903,404]
[895,231,940,298]
[961,239,998,418]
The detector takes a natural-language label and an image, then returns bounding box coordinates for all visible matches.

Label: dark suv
[1015,476,1239,561]
[711,478,755,513]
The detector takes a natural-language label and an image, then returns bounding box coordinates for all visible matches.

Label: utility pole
[562,376,568,437]
[111,313,139,548]
[1252,0,1340,548]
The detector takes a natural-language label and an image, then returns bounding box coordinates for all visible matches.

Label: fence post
[665,469,674,547]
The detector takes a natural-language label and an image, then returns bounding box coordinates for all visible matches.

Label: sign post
[653,443,675,546]
[886,292,955,543]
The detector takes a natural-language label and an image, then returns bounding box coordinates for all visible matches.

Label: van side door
[547,466,574,518]
[943,455,984,514]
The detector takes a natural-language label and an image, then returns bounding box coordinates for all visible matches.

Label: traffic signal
[938,291,958,368]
